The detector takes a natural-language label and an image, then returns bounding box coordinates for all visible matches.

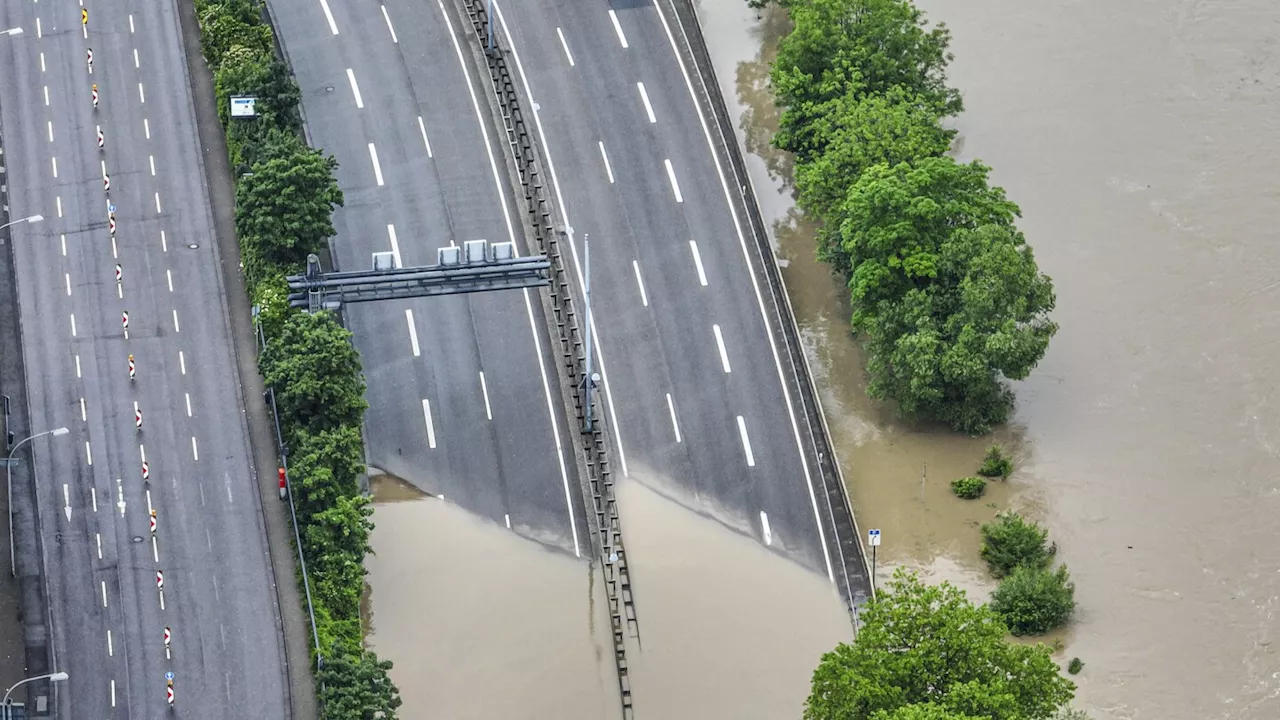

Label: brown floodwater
[697,0,1280,717]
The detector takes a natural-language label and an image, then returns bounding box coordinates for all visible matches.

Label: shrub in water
[978,444,1014,479]
[990,564,1076,635]
[980,510,1054,578]
[1067,657,1084,674]
[951,476,986,499]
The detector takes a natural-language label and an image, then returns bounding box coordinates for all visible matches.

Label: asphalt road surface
[0,1,288,717]
[268,0,587,554]
[490,0,839,577]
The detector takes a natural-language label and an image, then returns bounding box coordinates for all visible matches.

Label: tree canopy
[805,570,1074,720]
[981,511,1054,578]
[235,130,343,266]
[317,642,404,720]
[261,311,367,434]
[989,565,1077,636]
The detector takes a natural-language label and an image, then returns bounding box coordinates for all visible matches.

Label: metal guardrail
[455,1,638,717]
[660,0,874,614]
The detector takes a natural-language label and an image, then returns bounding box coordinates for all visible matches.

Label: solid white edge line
[381,4,398,42]
[479,372,493,420]
[492,0,629,478]
[421,399,436,448]
[598,141,615,184]
[440,0,583,557]
[652,0,834,582]
[319,0,340,34]
[713,323,731,373]
[689,240,708,285]
[632,260,648,306]
[405,308,420,357]
[636,82,656,123]
[387,224,401,267]
[556,27,574,66]
[664,158,683,202]
[608,9,629,48]
[346,68,364,108]
[737,415,755,467]
[368,143,384,186]
[665,392,681,443]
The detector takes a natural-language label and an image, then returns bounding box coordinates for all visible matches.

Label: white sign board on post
[868,528,881,546]
[229,96,257,118]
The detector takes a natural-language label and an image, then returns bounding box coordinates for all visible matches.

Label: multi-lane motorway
[268,0,588,555]
[0,0,288,717]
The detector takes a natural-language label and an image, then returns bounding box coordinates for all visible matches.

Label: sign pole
[867,528,881,595]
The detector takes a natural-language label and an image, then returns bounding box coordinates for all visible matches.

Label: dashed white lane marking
[636,82,656,123]
[95,532,102,558]
[55,197,61,217]
[111,237,118,258]
[35,18,40,38]
[51,157,57,178]
[479,371,492,420]
[421,399,437,449]
[100,580,107,607]
[556,27,574,66]
[368,143,384,186]
[46,121,52,142]
[144,118,150,139]
[319,0,340,34]
[65,273,71,296]
[60,234,66,256]
[664,158,683,202]
[160,230,167,251]
[608,9,629,48]
[155,192,162,214]
[185,393,192,417]
[100,159,107,178]
[107,629,113,656]
[632,260,648,306]
[172,308,180,332]
[346,68,364,108]
[689,240,708,286]
[75,355,81,378]
[79,398,86,421]
[40,55,45,74]
[179,351,186,374]
[666,392,682,443]
[504,513,511,529]
[138,83,145,104]
[42,85,48,105]
[760,511,773,545]
[139,444,146,463]
[713,324,731,373]
[91,491,98,513]
[149,155,155,176]
[166,268,173,292]
[129,14,134,33]
[598,141,614,184]
[417,116,433,157]
[191,436,199,461]
[69,314,76,337]
[387,224,401,267]
[152,536,159,563]
[737,415,756,467]
[133,48,139,68]
[110,679,116,707]
[405,309,420,357]
[381,4,398,42]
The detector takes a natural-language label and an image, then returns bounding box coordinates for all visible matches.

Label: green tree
[980,511,1053,578]
[950,476,986,499]
[196,0,273,69]
[214,48,302,132]
[261,311,367,434]
[796,85,955,222]
[978,444,1014,479]
[287,425,366,516]
[990,565,1076,636]
[873,705,982,720]
[805,570,1073,720]
[235,130,343,265]
[317,643,402,720]
[772,0,960,157]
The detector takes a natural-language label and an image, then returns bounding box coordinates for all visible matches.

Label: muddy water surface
[697,0,1280,717]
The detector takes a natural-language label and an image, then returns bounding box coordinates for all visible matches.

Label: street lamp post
[2,671,68,719]
[7,427,68,576]
[0,215,43,232]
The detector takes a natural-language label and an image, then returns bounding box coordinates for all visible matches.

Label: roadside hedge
[769,0,1058,434]
[193,0,401,716]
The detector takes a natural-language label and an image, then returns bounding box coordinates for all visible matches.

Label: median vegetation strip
[193,0,401,716]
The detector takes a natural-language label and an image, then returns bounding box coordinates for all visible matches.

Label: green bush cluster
[949,476,985,499]
[770,0,1058,433]
[980,511,1054,578]
[193,0,399,716]
[978,444,1014,479]
[980,511,1074,636]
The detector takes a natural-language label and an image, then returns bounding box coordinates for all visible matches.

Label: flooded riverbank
[696,0,1280,716]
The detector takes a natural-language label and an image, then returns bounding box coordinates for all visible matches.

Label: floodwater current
[369,0,1280,717]
[696,0,1280,717]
